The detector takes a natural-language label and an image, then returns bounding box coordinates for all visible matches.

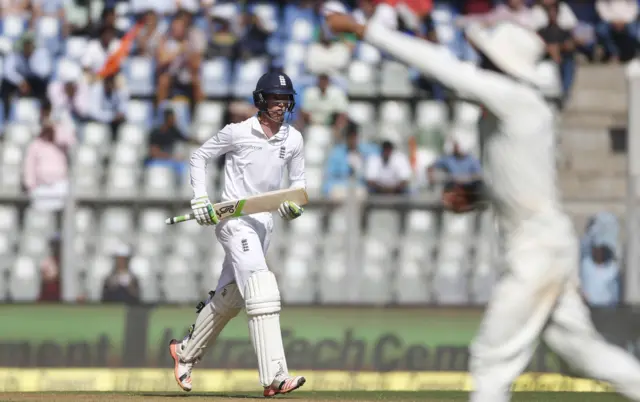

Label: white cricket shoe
[263,375,306,397]
[169,339,194,392]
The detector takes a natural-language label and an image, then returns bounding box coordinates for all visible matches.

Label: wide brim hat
[464,21,546,88]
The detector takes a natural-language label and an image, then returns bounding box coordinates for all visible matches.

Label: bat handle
[165,213,196,225]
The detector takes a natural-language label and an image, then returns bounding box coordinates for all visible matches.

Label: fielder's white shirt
[364,23,560,233]
[190,115,306,201]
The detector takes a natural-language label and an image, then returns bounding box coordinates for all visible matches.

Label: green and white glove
[190,195,219,226]
[278,200,304,221]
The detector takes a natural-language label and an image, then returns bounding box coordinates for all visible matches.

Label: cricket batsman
[322,3,640,402]
[168,71,307,396]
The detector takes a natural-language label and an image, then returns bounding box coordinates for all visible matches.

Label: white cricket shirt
[190,115,306,201]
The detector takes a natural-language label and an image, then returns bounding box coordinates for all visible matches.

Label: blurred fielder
[168,71,307,396]
[323,3,640,402]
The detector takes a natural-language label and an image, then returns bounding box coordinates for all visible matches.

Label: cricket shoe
[263,375,306,397]
[169,339,194,392]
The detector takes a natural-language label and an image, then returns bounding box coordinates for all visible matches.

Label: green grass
[0,391,628,402]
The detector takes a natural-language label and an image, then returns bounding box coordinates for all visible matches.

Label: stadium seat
[432,260,469,305]
[144,165,176,198]
[74,207,96,239]
[318,251,350,303]
[347,61,377,97]
[406,210,437,236]
[354,42,381,64]
[117,123,148,150]
[305,167,323,198]
[73,167,102,197]
[8,255,39,301]
[129,255,160,303]
[367,210,401,243]
[304,125,332,149]
[348,102,376,126]
[303,141,326,166]
[110,143,140,167]
[126,100,153,127]
[139,208,169,236]
[64,36,88,61]
[18,232,49,257]
[100,207,134,237]
[380,101,411,126]
[10,98,40,125]
[4,124,33,147]
[105,166,139,198]
[470,261,496,305]
[36,16,61,55]
[380,61,414,97]
[23,207,57,235]
[202,58,231,97]
[394,254,431,304]
[82,122,112,156]
[416,100,448,134]
[280,256,316,303]
[161,254,200,303]
[194,101,224,127]
[2,15,26,39]
[0,205,18,234]
[74,145,101,170]
[124,57,155,96]
[233,58,267,98]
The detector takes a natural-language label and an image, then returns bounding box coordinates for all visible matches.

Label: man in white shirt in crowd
[88,74,129,140]
[365,140,412,194]
[298,73,349,135]
[322,3,640,402]
[47,62,90,125]
[168,71,306,396]
[82,25,120,82]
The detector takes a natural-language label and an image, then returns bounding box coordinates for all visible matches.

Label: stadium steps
[557,64,629,231]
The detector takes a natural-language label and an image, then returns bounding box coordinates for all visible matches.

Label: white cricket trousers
[214,214,273,297]
[470,210,640,402]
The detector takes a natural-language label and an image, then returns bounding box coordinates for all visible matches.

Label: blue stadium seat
[232,57,268,98]
[0,15,27,40]
[9,98,40,124]
[35,17,62,56]
[126,99,154,128]
[282,4,319,43]
[201,58,232,97]
[123,56,155,97]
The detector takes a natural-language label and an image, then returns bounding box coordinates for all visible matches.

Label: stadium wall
[0,305,637,392]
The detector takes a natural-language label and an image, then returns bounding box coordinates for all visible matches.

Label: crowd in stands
[0,0,632,304]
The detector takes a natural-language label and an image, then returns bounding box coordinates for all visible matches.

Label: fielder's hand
[191,195,219,226]
[278,200,304,221]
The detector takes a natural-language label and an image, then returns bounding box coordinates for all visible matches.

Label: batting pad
[245,271,288,387]
[179,283,244,362]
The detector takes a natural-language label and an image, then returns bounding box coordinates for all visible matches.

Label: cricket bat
[165,188,309,225]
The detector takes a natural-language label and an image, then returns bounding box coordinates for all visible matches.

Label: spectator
[145,107,200,179]
[0,0,29,17]
[537,2,577,105]
[47,62,90,126]
[580,243,620,307]
[38,234,62,302]
[101,244,141,304]
[427,140,483,188]
[457,0,496,16]
[82,25,121,82]
[22,123,70,212]
[530,0,578,31]
[365,140,412,194]
[596,0,638,63]
[0,32,51,119]
[238,10,275,60]
[206,9,240,60]
[41,99,76,149]
[88,74,129,140]
[306,24,352,76]
[299,74,349,135]
[323,121,378,198]
[156,11,205,110]
[580,211,620,260]
[456,0,536,29]
[133,8,163,57]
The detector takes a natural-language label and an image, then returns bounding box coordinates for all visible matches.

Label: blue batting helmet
[252,71,297,112]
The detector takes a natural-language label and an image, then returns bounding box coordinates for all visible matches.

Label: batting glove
[278,200,304,221]
[191,195,219,226]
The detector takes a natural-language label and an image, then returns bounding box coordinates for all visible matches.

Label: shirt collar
[251,115,289,141]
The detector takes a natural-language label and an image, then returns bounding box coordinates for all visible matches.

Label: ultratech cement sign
[1,305,640,372]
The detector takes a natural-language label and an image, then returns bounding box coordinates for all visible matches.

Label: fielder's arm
[359,22,519,118]
[189,124,234,198]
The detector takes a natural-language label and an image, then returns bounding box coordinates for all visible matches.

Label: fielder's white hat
[464,21,546,88]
